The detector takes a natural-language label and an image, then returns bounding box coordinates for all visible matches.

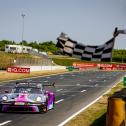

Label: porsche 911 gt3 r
[0,82,55,113]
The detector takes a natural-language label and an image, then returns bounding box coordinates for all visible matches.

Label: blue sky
[0,0,126,48]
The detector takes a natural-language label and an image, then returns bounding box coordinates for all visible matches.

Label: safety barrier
[18,66,66,71]
[106,88,126,126]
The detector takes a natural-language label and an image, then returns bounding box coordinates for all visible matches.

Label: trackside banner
[7,67,30,74]
[97,64,126,68]
[73,62,97,68]
[97,64,126,70]
[73,62,126,70]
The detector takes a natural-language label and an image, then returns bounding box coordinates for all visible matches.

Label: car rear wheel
[0,104,2,112]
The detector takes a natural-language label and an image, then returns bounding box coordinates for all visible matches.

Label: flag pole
[111,27,118,63]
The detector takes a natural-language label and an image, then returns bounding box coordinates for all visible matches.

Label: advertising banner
[73,62,126,70]
[73,62,97,68]
[7,67,30,74]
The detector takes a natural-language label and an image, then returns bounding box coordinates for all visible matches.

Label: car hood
[0,93,46,103]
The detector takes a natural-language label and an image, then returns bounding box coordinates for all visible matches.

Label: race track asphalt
[0,71,125,126]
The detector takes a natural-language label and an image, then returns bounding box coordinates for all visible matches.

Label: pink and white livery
[0,82,55,113]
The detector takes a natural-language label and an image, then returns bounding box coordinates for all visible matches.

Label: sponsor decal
[7,67,30,74]
[15,102,25,105]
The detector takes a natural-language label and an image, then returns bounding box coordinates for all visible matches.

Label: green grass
[65,82,124,126]
[0,51,32,69]
[52,57,126,66]
[0,69,67,82]
[1,52,126,69]
[52,58,81,66]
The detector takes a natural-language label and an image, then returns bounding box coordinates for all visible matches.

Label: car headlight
[2,96,8,101]
[36,96,42,102]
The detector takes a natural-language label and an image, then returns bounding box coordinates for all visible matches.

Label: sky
[0,0,126,49]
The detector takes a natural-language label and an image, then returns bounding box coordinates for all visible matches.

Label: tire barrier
[106,88,126,126]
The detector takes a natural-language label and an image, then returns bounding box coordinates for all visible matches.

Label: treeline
[112,49,126,63]
[113,49,126,56]
[0,40,58,53]
[0,40,126,62]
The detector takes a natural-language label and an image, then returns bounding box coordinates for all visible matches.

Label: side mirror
[5,90,9,93]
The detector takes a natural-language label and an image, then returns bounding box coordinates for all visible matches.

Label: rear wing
[43,82,55,87]
[15,81,55,88]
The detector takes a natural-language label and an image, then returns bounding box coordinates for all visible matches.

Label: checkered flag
[56,32,115,62]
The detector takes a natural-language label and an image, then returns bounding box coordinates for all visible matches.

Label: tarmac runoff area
[0,70,125,126]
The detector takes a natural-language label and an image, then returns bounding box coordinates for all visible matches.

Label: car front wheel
[43,104,47,113]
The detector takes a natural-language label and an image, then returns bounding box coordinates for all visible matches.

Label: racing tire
[0,106,2,112]
[0,104,2,112]
[43,104,47,113]
[38,103,47,113]
[52,97,55,109]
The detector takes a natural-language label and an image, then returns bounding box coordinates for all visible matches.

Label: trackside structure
[5,45,32,53]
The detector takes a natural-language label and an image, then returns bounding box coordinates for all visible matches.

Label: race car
[0,82,55,113]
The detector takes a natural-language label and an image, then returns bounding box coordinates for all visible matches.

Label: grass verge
[65,82,123,126]
[0,51,32,69]
[0,69,67,83]
[52,56,126,66]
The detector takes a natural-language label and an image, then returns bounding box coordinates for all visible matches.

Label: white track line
[60,75,63,76]
[57,96,102,126]
[95,84,98,87]
[71,95,76,97]
[43,80,48,82]
[81,90,86,93]
[72,75,75,76]
[46,77,50,79]
[0,120,12,126]
[55,99,64,104]
[57,77,124,126]
[56,89,63,92]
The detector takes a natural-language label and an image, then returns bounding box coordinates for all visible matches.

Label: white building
[5,45,32,53]
[39,51,48,56]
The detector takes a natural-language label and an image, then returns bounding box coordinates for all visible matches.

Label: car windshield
[11,87,42,94]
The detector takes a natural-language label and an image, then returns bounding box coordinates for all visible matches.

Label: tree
[19,40,28,46]
[38,41,58,53]
[0,40,16,51]
[0,39,58,53]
